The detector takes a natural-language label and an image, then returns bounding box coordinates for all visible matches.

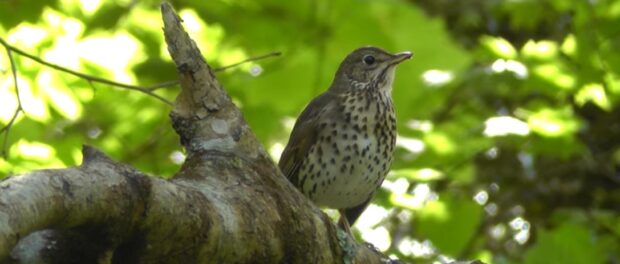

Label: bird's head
[331,46,412,93]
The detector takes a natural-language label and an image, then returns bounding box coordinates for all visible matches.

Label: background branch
[0,37,281,98]
[0,46,23,159]
[0,37,173,105]
[144,51,282,91]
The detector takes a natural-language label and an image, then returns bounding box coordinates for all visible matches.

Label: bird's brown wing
[278,92,338,188]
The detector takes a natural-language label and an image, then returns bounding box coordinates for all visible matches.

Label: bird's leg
[338,209,353,237]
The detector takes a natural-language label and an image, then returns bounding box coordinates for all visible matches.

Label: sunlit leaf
[16,76,51,122]
[37,70,83,120]
[389,168,444,182]
[480,36,517,59]
[0,78,20,122]
[522,40,558,60]
[78,32,143,82]
[484,116,530,137]
[423,131,456,155]
[526,107,580,137]
[179,8,232,65]
[79,0,103,15]
[561,34,576,56]
[475,250,493,264]
[393,191,441,212]
[532,64,576,90]
[575,83,611,111]
[6,23,49,48]
[12,140,48,159]
[605,73,620,96]
[8,139,66,172]
[42,8,85,40]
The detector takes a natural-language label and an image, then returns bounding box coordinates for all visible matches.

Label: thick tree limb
[0,3,402,263]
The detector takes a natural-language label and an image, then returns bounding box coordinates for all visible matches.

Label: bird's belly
[298,130,393,209]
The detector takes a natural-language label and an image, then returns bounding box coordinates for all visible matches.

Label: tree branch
[0,37,281,96]
[0,46,23,159]
[214,51,282,72]
[144,51,281,91]
[0,37,174,106]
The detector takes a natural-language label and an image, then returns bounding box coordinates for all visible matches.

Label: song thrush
[278,46,411,234]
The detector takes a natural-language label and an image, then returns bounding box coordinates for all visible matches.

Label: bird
[278,46,411,235]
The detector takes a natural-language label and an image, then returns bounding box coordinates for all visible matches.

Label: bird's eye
[362,55,375,65]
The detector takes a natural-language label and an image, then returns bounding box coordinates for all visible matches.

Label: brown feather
[278,92,338,187]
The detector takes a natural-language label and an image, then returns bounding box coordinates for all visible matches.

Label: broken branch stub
[161,3,266,162]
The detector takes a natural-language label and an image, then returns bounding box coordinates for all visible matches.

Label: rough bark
[0,3,390,264]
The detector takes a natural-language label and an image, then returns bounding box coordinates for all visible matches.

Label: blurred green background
[1,0,619,263]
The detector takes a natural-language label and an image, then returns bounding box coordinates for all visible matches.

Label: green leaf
[480,36,518,59]
[522,40,559,61]
[390,168,444,182]
[417,194,482,256]
[526,107,580,137]
[423,131,456,155]
[0,0,54,29]
[38,70,83,120]
[575,83,611,111]
[524,223,604,264]
[531,63,576,91]
[561,34,576,56]
[604,73,620,96]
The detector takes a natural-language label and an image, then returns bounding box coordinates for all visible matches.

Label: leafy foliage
[2,0,620,263]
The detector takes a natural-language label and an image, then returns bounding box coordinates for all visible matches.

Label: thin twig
[146,51,282,91]
[0,37,173,105]
[144,80,180,91]
[1,47,24,159]
[214,51,281,72]
[0,37,281,96]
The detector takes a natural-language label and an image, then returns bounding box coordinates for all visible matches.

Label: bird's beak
[389,51,413,65]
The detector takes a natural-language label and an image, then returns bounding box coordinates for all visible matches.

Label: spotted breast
[296,89,396,209]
